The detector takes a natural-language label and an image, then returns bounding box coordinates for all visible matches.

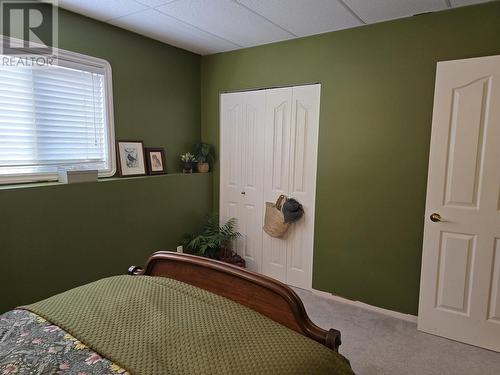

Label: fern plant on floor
[182,214,245,267]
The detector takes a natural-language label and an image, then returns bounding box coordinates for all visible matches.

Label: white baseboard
[312,289,418,323]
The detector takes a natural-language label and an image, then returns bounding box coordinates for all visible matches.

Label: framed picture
[116,140,146,177]
[145,147,167,175]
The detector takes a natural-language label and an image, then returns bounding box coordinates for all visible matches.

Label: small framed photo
[116,140,146,177]
[145,147,167,175]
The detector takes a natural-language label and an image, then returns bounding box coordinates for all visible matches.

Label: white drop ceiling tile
[450,0,490,6]
[133,0,177,7]
[343,0,448,23]
[156,0,294,47]
[237,0,362,36]
[58,0,147,21]
[109,9,239,55]
[60,0,493,56]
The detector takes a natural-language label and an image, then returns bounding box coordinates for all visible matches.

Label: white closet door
[262,84,321,289]
[262,87,293,282]
[220,84,320,289]
[285,85,320,289]
[220,91,265,272]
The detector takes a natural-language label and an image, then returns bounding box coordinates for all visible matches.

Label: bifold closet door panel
[262,87,293,283]
[285,85,320,289]
[220,91,266,272]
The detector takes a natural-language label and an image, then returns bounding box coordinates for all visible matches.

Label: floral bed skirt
[0,309,129,375]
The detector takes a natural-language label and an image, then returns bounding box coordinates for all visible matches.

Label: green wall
[0,8,211,313]
[58,9,201,173]
[0,174,212,313]
[201,2,500,314]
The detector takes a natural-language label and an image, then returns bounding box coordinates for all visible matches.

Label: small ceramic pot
[183,162,193,173]
[197,162,210,173]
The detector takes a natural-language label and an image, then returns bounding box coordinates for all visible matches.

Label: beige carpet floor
[294,288,500,375]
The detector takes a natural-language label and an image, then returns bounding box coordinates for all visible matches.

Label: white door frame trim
[220,82,321,94]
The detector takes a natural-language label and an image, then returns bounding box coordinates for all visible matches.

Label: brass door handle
[430,213,442,222]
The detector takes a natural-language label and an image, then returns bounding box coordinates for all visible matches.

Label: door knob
[241,191,246,195]
[430,213,442,222]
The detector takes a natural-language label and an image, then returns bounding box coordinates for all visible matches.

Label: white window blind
[0,50,115,184]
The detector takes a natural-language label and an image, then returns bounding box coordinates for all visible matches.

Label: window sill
[0,172,211,191]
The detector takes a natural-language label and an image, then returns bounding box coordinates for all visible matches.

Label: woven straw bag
[263,195,290,238]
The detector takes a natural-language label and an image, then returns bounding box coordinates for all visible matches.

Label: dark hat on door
[282,198,304,223]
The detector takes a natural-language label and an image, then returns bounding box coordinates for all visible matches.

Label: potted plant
[180,152,196,173]
[193,142,215,173]
[182,214,245,267]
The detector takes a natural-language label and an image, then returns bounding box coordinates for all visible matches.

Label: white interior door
[220,91,265,272]
[418,55,500,351]
[262,84,321,290]
[262,87,292,282]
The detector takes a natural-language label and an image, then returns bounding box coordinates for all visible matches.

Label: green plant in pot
[193,142,215,173]
[182,214,245,267]
[180,152,196,173]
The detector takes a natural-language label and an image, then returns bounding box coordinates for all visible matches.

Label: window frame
[0,36,116,185]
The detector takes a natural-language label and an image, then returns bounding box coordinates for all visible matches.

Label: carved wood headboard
[128,251,341,351]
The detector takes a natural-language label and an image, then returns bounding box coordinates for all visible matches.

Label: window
[0,43,115,184]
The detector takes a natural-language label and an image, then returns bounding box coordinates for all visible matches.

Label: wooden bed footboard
[128,251,341,351]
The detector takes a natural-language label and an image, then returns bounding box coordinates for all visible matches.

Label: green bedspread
[22,275,354,375]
